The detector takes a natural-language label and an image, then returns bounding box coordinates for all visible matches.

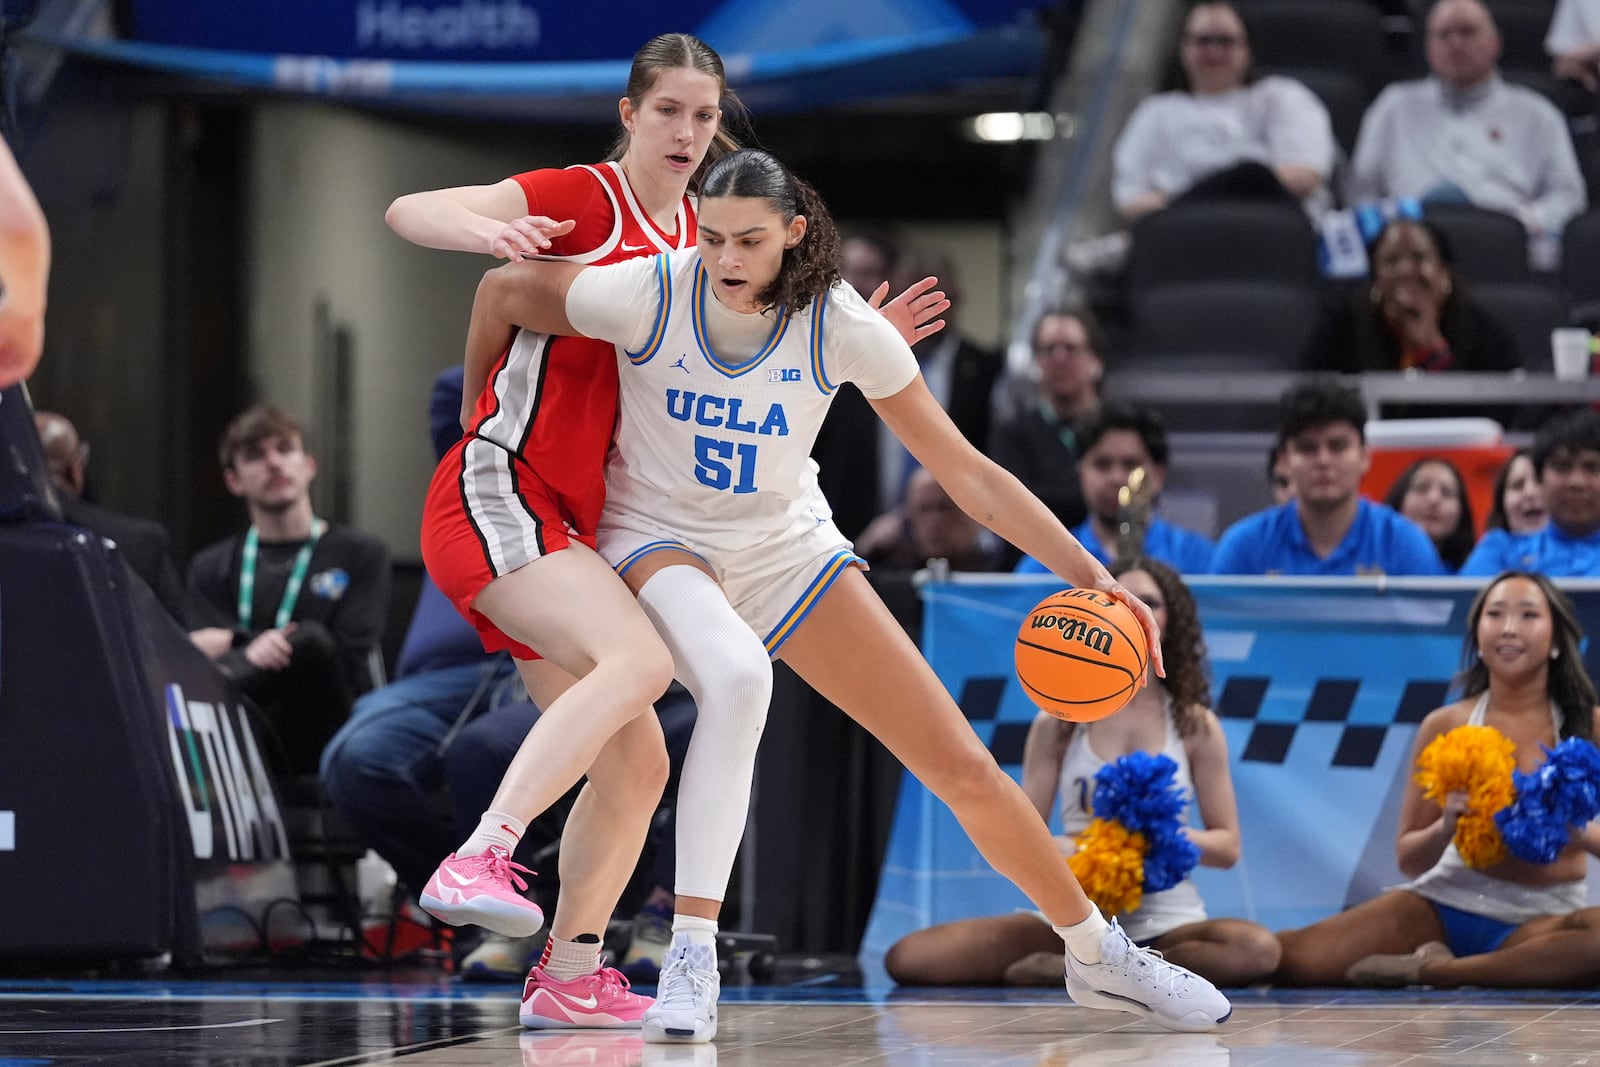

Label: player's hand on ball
[1102,578,1165,680]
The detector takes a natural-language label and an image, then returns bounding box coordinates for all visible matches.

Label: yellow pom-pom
[1455,811,1509,868]
[1416,724,1516,801]
[1067,818,1147,917]
[1415,724,1517,868]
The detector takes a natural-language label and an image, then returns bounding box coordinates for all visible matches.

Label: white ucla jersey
[569,248,920,553]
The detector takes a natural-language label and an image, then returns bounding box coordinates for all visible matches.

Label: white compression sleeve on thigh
[635,565,773,902]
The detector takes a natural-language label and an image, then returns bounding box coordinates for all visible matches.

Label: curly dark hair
[1458,571,1596,743]
[604,33,749,192]
[1383,457,1476,570]
[698,149,842,313]
[1111,556,1211,738]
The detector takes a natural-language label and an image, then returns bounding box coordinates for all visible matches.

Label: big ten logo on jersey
[666,387,791,494]
[768,368,802,383]
[165,684,290,863]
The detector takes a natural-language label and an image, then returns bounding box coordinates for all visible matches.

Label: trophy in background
[1115,466,1154,561]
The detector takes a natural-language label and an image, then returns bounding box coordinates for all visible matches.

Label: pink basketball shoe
[419,846,545,937]
[520,966,653,1029]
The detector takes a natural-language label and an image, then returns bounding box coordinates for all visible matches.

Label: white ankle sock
[671,914,719,949]
[459,809,525,858]
[541,933,602,981]
[1056,910,1111,965]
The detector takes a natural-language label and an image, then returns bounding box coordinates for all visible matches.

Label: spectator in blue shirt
[1017,403,1214,575]
[1461,408,1600,577]
[1211,380,1446,576]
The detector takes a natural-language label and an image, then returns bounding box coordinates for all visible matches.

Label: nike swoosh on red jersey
[621,241,648,252]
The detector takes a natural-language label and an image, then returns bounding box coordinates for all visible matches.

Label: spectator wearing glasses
[1111,1,1337,221]
[988,308,1101,530]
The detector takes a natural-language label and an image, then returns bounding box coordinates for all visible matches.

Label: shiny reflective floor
[2,978,1599,1066]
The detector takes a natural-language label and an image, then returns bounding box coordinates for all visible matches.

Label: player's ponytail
[700,149,841,313]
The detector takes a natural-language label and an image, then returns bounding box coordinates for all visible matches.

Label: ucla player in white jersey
[461,149,1233,1041]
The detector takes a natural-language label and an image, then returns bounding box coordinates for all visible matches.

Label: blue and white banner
[860,576,1600,964]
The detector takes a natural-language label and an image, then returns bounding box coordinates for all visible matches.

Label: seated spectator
[840,228,901,303]
[1112,1,1337,220]
[1349,0,1587,255]
[1015,403,1214,575]
[856,467,1004,573]
[1211,380,1446,576]
[1268,437,1295,506]
[885,559,1279,989]
[876,244,1002,512]
[1385,457,1477,572]
[33,409,189,625]
[814,228,904,539]
[1311,219,1518,376]
[1274,572,1600,988]
[1461,408,1600,575]
[187,404,391,776]
[1548,0,1600,94]
[988,307,1101,531]
[1484,448,1548,535]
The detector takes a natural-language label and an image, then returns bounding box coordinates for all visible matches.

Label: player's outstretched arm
[460,259,586,426]
[386,177,575,260]
[870,375,1164,678]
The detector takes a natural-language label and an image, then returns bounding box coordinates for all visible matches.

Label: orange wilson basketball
[1015,589,1148,722]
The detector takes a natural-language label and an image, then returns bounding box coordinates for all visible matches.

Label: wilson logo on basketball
[1028,613,1114,656]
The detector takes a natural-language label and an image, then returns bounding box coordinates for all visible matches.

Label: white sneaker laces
[658,956,717,1012]
[1130,944,1194,995]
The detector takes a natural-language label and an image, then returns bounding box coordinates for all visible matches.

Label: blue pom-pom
[1091,752,1188,833]
[1091,752,1200,892]
[1496,738,1600,864]
[1143,827,1202,892]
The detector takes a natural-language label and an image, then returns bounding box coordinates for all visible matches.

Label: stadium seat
[1473,281,1571,372]
[1483,0,1560,73]
[1423,203,1531,284]
[1127,201,1320,296]
[1562,210,1600,312]
[1235,0,1389,95]
[1265,66,1370,155]
[1127,281,1324,368]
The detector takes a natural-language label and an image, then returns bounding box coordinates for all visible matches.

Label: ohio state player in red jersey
[387,34,736,1029]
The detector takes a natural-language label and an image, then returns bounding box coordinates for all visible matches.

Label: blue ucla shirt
[1209,499,1446,576]
[1460,523,1600,577]
[1016,516,1215,575]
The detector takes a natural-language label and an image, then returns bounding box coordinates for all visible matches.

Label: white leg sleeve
[635,565,773,902]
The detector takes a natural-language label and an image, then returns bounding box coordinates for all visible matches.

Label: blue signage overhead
[125,0,1045,63]
[39,0,1049,117]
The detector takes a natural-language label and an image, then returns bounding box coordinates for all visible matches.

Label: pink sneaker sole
[419,885,545,938]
